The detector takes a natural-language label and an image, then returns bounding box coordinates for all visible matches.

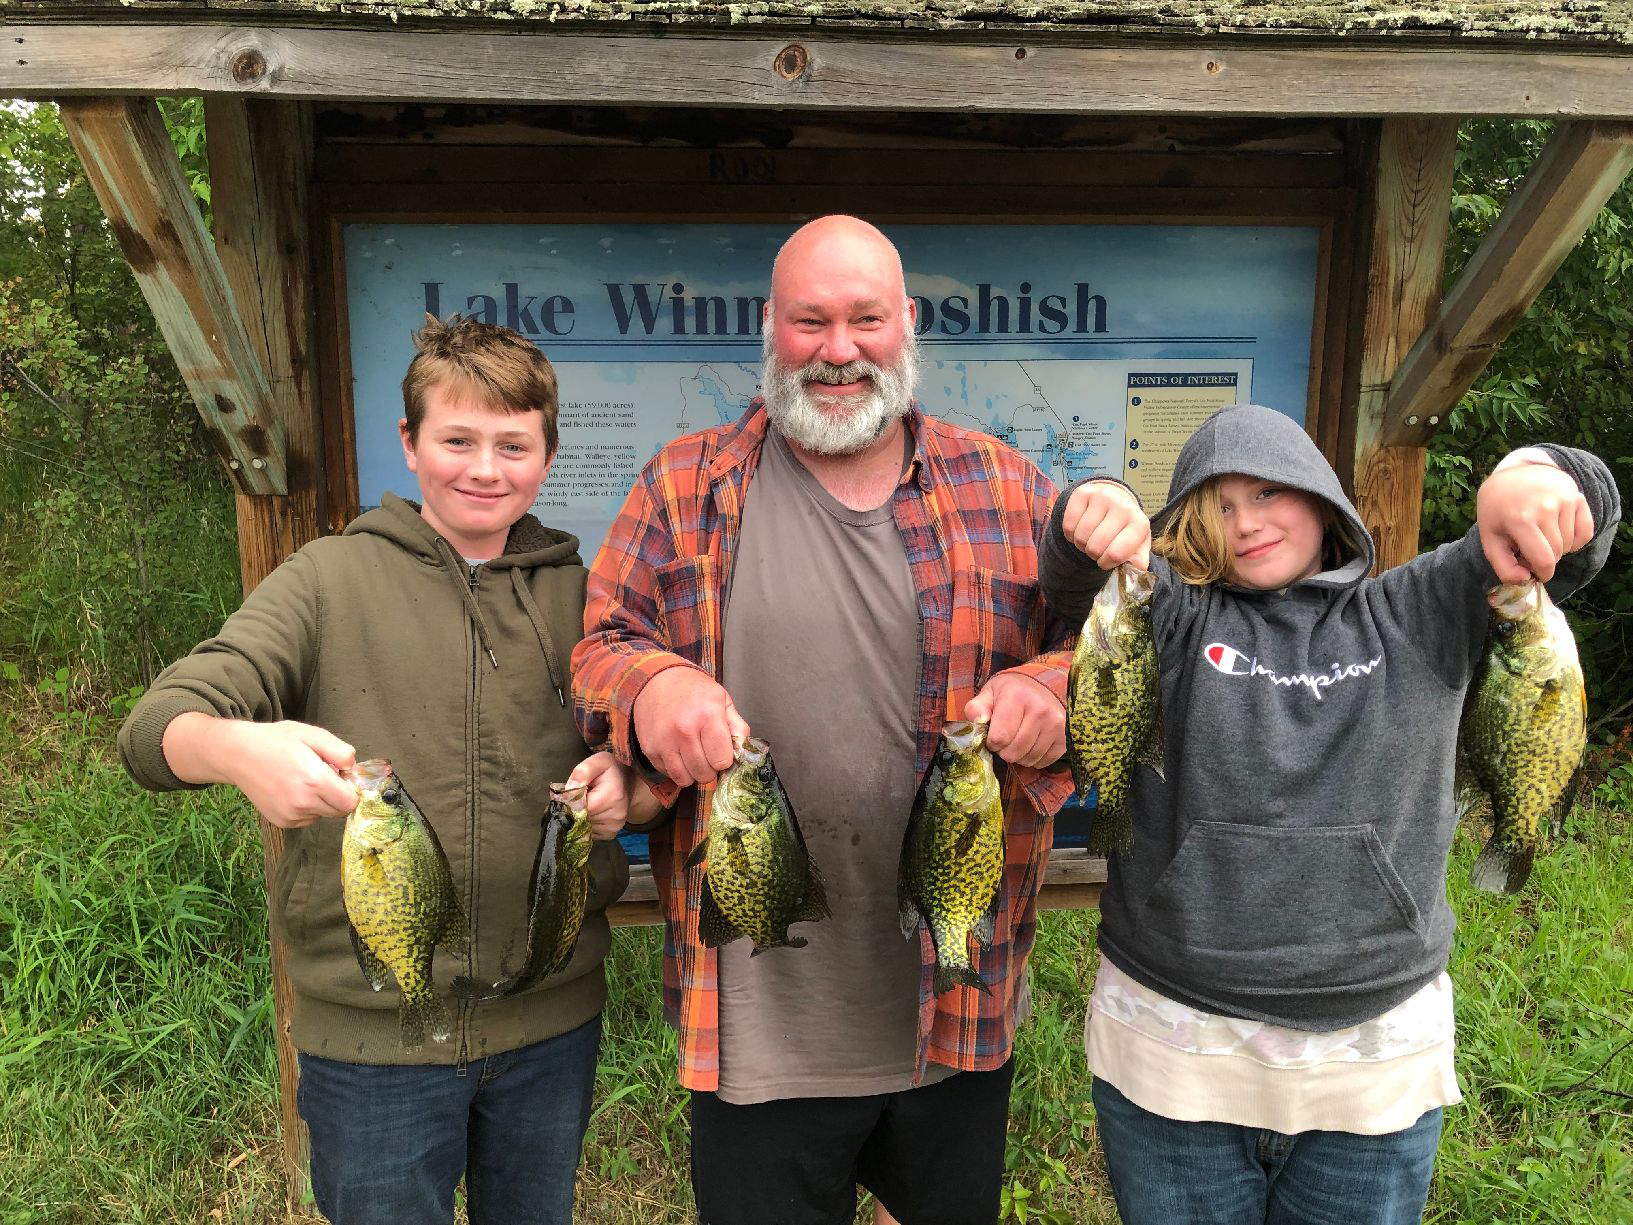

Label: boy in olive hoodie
[120,315,659,1225]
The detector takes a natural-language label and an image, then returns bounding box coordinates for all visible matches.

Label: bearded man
[572,215,1075,1225]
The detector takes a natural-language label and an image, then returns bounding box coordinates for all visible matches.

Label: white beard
[760,331,919,456]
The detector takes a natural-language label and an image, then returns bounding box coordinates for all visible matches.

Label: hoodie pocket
[1135,820,1427,993]
[271,834,318,948]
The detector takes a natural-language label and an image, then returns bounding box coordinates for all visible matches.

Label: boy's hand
[163,713,357,829]
[1061,481,1151,571]
[1476,453,1595,584]
[632,666,750,788]
[569,751,634,841]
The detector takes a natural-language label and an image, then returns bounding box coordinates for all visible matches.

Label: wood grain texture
[11,27,1633,118]
[57,95,288,493]
[1382,120,1633,447]
[1350,116,1457,571]
[205,95,324,1208]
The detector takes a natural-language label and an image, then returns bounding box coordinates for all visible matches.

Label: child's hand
[164,713,357,828]
[569,751,632,841]
[1476,452,1595,584]
[1061,480,1151,571]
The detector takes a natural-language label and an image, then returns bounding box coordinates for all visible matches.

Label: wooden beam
[204,95,325,1208]
[1382,120,1633,448]
[56,96,288,494]
[1351,117,1459,571]
[11,27,1633,118]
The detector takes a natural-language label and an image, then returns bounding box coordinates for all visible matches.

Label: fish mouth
[550,781,588,806]
[735,736,771,766]
[345,758,394,790]
[1488,582,1541,621]
[942,720,989,753]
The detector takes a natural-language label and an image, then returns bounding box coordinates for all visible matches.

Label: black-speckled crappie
[898,720,1004,996]
[1459,581,1586,894]
[1066,563,1164,854]
[454,780,592,1001]
[340,759,470,1051]
[685,737,829,953]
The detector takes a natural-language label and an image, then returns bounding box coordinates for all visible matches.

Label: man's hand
[631,666,750,788]
[163,712,357,829]
[1476,453,1594,584]
[963,672,1065,769]
[568,751,637,841]
[1061,481,1151,571]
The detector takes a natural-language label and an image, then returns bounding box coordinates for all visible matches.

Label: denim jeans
[1091,1077,1442,1225]
[297,1015,601,1225]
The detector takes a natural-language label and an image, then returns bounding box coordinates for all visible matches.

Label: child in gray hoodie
[1039,404,1619,1225]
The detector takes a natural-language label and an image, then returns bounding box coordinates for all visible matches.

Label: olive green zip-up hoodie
[120,493,628,1065]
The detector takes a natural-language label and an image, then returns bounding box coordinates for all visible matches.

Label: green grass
[3,690,1631,1224]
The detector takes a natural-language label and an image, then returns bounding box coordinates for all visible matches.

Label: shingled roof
[5,1,1632,47]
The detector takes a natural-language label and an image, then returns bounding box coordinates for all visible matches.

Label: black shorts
[689,1059,1015,1225]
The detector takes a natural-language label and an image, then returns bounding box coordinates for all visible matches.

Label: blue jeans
[297,1015,601,1225]
[1091,1077,1442,1225]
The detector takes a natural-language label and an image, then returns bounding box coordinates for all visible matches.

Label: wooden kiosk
[5,0,1632,1201]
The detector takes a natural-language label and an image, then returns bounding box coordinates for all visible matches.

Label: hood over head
[1152,403,1374,586]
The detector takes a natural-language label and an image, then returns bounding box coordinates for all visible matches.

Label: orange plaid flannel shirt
[571,401,1076,1091]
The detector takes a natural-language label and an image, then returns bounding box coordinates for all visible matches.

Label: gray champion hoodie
[1040,404,1620,1030]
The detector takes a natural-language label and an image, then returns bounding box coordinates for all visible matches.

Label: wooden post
[1382,120,1633,447]
[56,96,288,495]
[205,96,325,1207]
[1351,118,1459,571]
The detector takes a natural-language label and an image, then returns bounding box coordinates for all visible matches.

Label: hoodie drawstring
[511,569,567,707]
[434,538,500,669]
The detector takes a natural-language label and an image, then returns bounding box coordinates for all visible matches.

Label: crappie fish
[453,781,592,1001]
[1458,581,1586,894]
[684,737,829,953]
[1066,563,1164,854]
[340,759,470,1051]
[898,720,1005,996]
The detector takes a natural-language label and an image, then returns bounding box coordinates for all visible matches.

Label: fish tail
[1085,799,1134,855]
[934,960,993,997]
[1470,839,1535,895]
[399,984,452,1051]
[750,934,809,957]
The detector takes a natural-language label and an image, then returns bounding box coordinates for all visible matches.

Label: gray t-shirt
[717,427,952,1104]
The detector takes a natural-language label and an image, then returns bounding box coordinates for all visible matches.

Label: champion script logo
[1202,642,1383,700]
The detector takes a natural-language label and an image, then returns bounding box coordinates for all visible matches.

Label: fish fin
[349,925,390,992]
[794,857,831,925]
[953,811,983,858]
[399,987,451,1052]
[973,895,999,950]
[451,973,518,1002]
[438,903,472,958]
[1552,765,1586,839]
[1137,705,1166,780]
[751,935,808,957]
[697,873,743,948]
[683,839,708,870]
[1453,752,1489,823]
[1470,839,1535,895]
[1085,802,1134,856]
[933,962,993,997]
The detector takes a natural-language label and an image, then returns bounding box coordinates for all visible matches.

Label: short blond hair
[401,314,559,453]
[1153,475,1351,586]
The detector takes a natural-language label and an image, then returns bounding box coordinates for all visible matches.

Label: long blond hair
[1152,475,1352,586]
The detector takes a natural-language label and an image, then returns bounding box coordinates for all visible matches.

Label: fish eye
[381,787,400,804]
[1494,621,1516,639]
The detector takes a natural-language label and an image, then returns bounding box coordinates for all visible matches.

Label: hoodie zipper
[457,561,481,1065]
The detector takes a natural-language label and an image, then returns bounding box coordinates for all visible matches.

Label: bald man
[572,216,1077,1225]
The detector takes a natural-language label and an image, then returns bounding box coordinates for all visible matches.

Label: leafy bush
[1424,121,1633,734]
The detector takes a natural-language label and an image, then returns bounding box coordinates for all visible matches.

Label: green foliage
[1424,120,1633,733]
[0,100,236,691]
